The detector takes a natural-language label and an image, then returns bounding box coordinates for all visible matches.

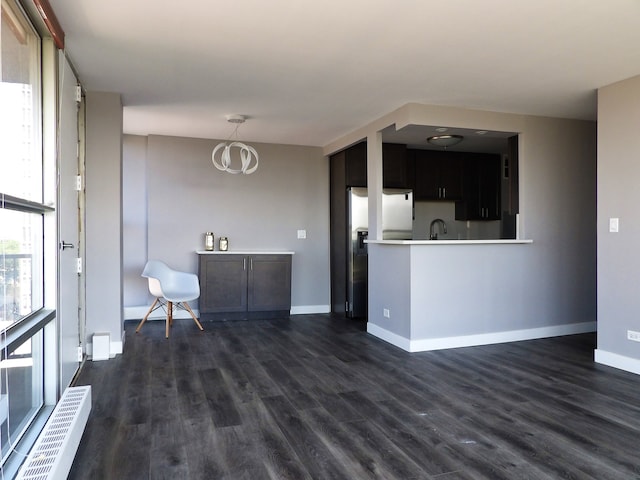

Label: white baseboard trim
[367,321,597,353]
[594,349,640,375]
[86,330,124,360]
[290,305,331,315]
[124,305,201,321]
[366,323,412,351]
[124,304,330,320]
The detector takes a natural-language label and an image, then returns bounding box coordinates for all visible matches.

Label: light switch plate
[609,218,619,233]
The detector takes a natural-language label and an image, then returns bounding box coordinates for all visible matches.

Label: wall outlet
[627,330,640,342]
[297,229,307,239]
[609,218,619,233]
[383,308,390,318]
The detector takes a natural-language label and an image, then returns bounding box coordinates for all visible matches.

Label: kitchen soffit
[381,125,516,154]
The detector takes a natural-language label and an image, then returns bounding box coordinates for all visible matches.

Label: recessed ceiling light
[435,127,448,132]
[475,130,488,135]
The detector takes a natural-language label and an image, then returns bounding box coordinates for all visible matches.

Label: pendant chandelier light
[212,115,259,174]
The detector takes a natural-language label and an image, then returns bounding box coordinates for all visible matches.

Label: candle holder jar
[219,236,228,251]
[204,232,214,251]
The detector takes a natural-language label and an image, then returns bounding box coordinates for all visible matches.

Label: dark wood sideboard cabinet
[198,253,292,320]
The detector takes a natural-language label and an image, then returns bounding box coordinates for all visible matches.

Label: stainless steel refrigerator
[347,188,413,318]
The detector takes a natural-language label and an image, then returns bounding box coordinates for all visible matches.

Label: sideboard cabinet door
[199,255,247,313]
[248,255,292,311]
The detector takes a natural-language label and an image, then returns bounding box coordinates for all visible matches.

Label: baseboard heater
[16,385,92,480]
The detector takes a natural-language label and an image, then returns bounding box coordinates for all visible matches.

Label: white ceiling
[50,0,640,147]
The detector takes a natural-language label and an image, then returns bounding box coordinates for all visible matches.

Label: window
[0,333,43,459]
[0,0,42,204]
[1,0,45,324]
[1,208,44,328]
[1,0,55,471]
[1,0,45,327]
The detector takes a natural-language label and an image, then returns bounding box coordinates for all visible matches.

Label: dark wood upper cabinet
[344,142,367,187]
[413,150,464,201]
[455,153,501,221]
[382,143,408,188]
[341,141,410,188]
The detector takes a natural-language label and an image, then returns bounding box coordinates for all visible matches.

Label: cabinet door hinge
[75,175,82,191]
[75,85,82,103]
[76,258,83,274]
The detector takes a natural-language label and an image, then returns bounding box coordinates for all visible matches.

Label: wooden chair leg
[182,302,204,331]
[166,301,172,338]
[136,298,158,333]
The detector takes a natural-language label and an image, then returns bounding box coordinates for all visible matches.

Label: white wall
[85,92,124,354]
[595,74,640,374]
[123,134,331,314]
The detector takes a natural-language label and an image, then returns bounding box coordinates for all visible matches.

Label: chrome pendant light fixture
[212,115,259,174]
[427,134,464,148]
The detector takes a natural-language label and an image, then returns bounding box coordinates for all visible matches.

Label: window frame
[1,0,60,474]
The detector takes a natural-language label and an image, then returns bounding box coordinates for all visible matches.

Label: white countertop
[366,239,533,245]
[196,250,295,255]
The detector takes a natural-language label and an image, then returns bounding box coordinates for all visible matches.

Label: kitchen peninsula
[365,238,593,353]
[324,103,596,355]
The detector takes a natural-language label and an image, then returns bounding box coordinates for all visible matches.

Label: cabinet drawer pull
[243,257,246,270]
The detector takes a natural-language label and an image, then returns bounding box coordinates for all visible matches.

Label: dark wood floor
[69,315,640,480]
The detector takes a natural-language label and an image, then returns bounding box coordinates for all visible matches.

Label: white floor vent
[16,385,92,480]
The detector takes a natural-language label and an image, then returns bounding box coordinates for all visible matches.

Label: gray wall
[122,135,148,306]
[516,115,597,325]
[85,92,124,350]
[123,134,330,313]
[596,74,640,371]
[413,201,501,240]
[368,244,412,338]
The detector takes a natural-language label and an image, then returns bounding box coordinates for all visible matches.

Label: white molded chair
[136,260,204,338]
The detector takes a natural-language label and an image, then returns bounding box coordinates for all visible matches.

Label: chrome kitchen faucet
[429,218,447,240]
